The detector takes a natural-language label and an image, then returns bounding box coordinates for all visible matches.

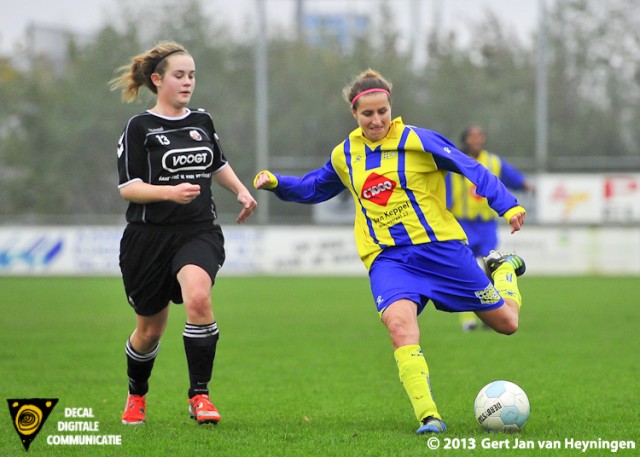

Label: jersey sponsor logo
[370,201,410,226]
[162,147,214,173]
[361,172,396,206]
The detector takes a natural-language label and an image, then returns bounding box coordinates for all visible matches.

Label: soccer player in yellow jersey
[254,69,527,434]
[447,125,534,331]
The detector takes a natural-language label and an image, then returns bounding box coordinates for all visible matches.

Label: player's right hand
[253,170,278,190]
[171,182,201,204]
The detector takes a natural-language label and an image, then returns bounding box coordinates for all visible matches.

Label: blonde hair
[109,41,189,103]
[342,69,393,108]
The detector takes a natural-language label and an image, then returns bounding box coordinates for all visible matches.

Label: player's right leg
[381,299,446,434]
[122,308,169,425]
[119,223,175,425]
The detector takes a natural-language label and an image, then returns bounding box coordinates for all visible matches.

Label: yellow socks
[394,344,441,423]
[492,263,522,308]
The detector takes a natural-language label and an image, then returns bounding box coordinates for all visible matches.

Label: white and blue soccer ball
[474,380,530,432]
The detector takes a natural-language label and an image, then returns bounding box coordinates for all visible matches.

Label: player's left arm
[417,129,526,227]
[456,157,526,229]
[213,164,257,224]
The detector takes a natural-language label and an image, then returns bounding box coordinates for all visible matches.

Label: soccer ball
[474,380,530,432]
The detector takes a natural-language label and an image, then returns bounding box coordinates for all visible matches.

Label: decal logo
[7,398,58,451]
[361,173,396,206]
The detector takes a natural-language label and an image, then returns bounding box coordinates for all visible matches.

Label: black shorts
[119,222,226,316]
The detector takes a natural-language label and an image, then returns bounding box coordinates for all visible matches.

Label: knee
[479,301,520,335]
[495,317,519,335]
[385,316,419,345]
[185,289,212,321]
[187,287,210,307]
[133,326,163,349]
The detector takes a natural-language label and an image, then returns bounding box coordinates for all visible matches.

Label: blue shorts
[368,240,504,315]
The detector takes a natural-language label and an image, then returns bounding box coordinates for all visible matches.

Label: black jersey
[117,109,228,225]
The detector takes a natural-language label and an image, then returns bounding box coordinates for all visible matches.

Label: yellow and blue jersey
[268,117,523,270]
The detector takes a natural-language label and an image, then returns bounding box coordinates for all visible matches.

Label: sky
[1,0,543,55]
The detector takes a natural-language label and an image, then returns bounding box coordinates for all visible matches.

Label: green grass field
[0,276,638,456]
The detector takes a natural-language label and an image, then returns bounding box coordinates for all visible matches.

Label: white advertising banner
[221,225,363,275]
[496,226,640,275]
[0,226,122,275]
[0,225,639,276]
[0,226,364,277]
[537,174,640,224]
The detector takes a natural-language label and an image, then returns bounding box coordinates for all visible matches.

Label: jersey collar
[146,108,192,120]
[350,116,403,143]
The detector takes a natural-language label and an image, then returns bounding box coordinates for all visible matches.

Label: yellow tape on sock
[493,263,522,308]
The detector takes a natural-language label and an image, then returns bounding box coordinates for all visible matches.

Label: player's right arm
[119,181,201,205]
[254,170,278,190]
[253,160,345,204]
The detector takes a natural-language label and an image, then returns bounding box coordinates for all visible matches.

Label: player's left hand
[509,212,526,233]
[236,190,257,224]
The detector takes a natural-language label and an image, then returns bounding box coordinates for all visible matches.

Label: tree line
[0,0,637,223]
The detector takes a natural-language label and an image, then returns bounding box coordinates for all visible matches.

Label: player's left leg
[475,251,526,335]
[178,265,221,424]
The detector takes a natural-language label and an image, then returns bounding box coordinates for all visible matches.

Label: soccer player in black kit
[110,41,257,425]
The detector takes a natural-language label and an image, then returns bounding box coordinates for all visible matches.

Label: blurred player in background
[254,69,527,435]
[447,125,534,331]
[110,41,256,425]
